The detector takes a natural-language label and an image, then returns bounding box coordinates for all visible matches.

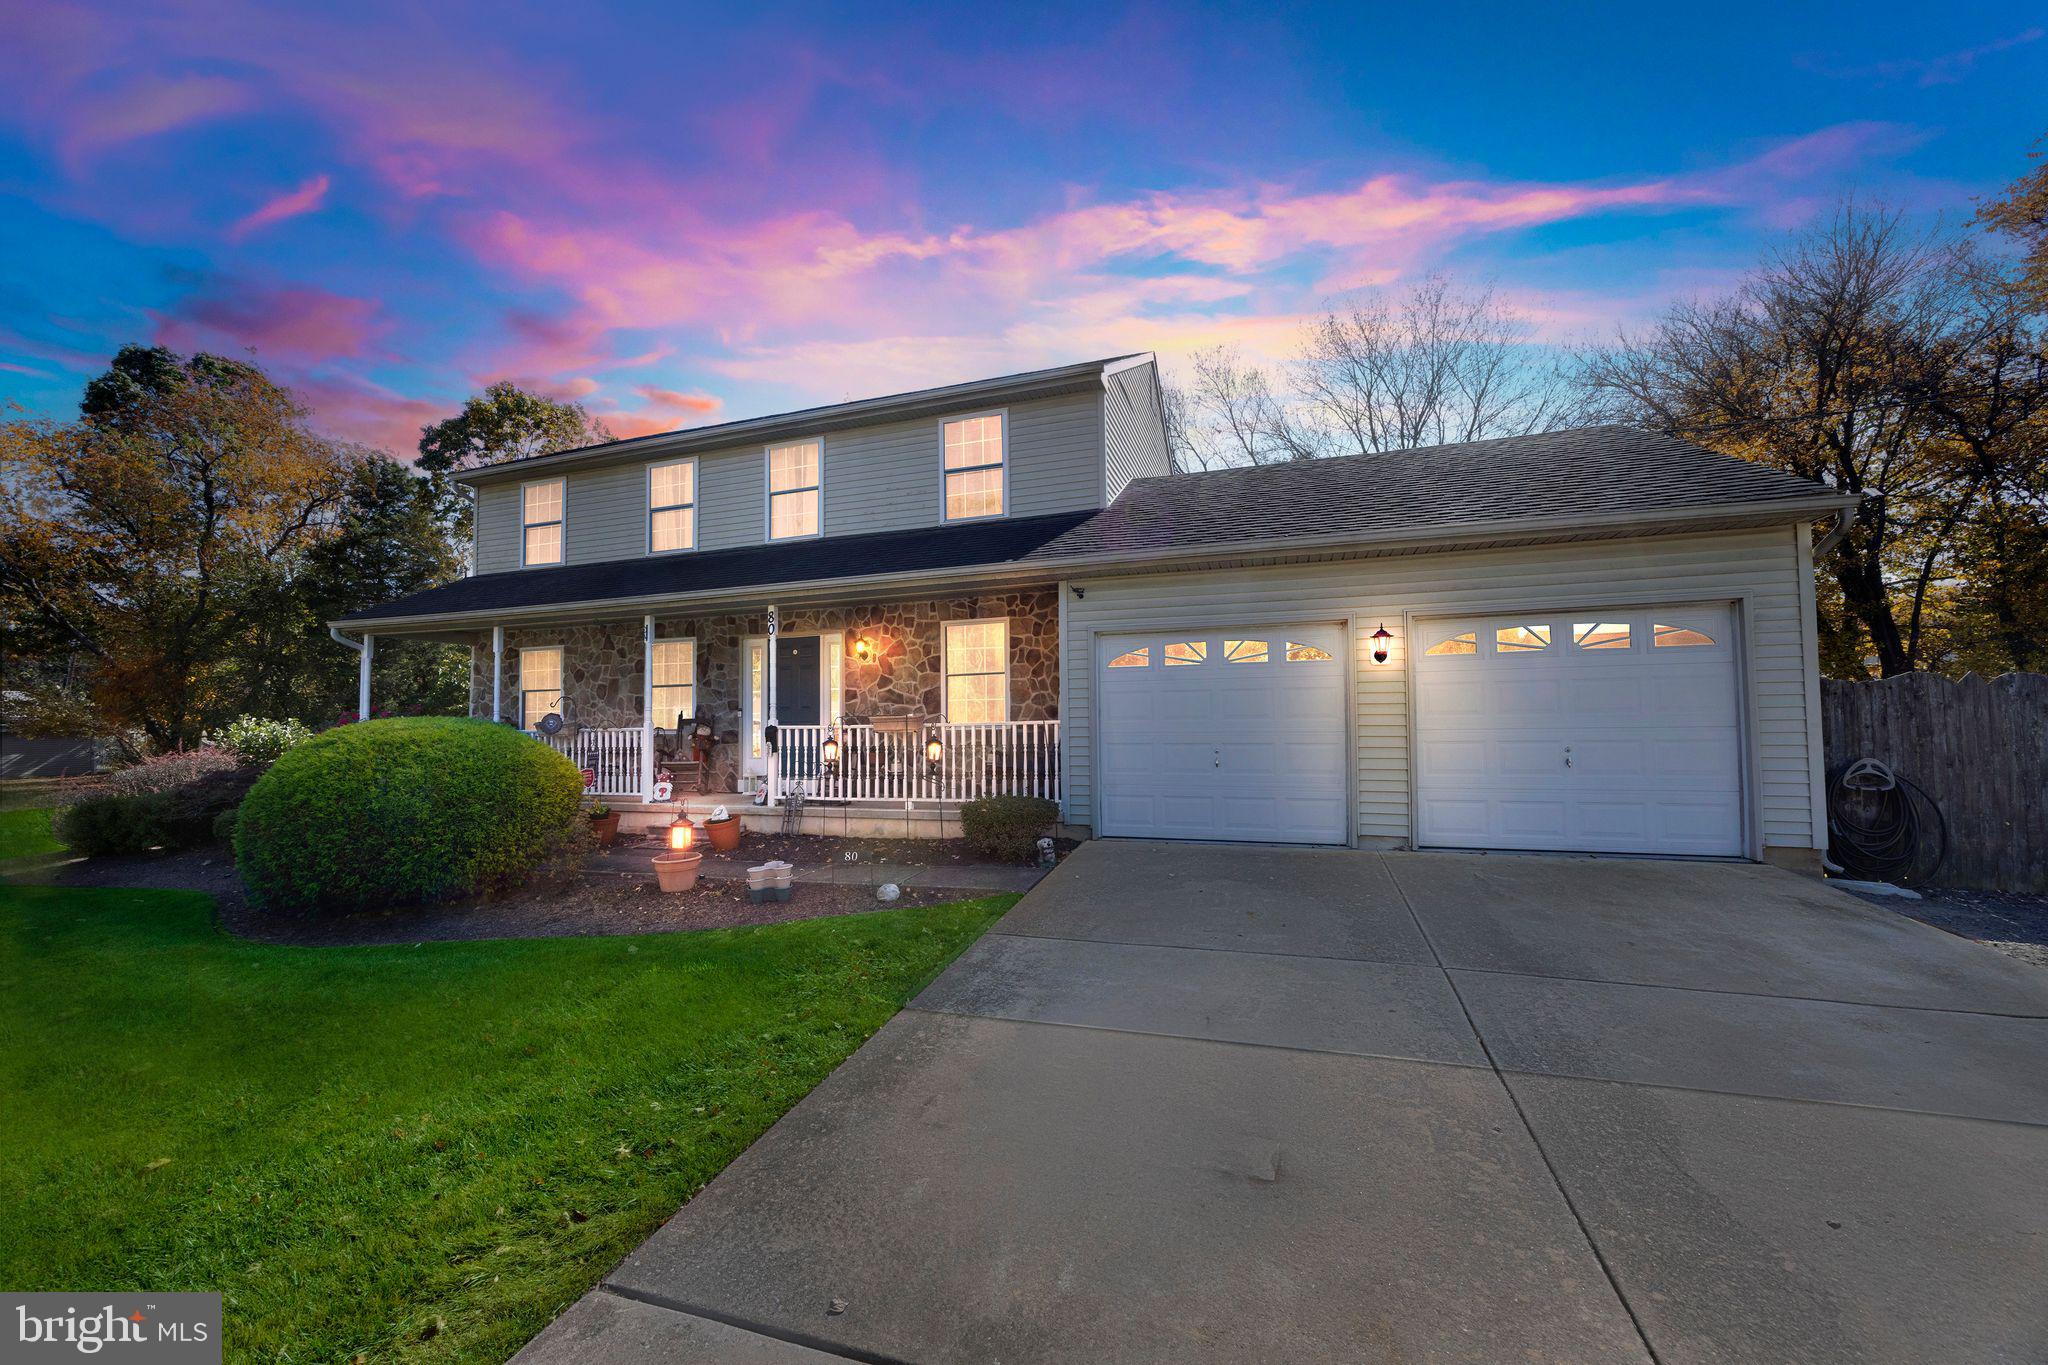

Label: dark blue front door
[776,636,821,726]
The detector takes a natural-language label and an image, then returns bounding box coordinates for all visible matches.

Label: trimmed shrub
[207,715,314,767]
[159,767,262,847]
[960,795,1060,863]
[96,748,237,797]
[234,717,586,913]
[55,793,177,857]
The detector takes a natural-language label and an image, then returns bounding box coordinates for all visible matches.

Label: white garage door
[1097,625,1349,844]
[1414,605,1745,856]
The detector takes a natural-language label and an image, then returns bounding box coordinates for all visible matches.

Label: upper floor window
[943,412,1006,521]
[648,460,696,554]
[767,439,821,540]
[522,479,564,566]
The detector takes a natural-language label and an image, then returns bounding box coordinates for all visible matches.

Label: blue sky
[0,0,2040,451]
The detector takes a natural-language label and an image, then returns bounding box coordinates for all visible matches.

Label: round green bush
[234,717,586,913]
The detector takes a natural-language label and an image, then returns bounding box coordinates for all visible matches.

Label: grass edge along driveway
[0,884,1012,1364]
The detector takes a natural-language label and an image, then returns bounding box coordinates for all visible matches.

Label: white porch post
[641,614,656,802]
[358,633,374,720]
[490,625,503,723]
[765,604,780,808]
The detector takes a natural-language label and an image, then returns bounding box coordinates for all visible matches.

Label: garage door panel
[1415,605,1744,857]
[1097,625,1348,845]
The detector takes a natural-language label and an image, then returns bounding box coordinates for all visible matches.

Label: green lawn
[0,884,1010,1363]
[0,806,62,859]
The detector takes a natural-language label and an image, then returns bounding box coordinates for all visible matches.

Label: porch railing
[530,726,644,797]
[774,721,1060,804]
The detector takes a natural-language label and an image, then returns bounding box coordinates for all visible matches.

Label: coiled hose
[1826,757,1947,885]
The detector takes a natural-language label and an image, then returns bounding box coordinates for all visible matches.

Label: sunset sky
[1,1,2041,454]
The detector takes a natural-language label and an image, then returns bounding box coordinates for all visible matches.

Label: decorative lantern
[924,731,943,776]
[821,727,841,775]
[849,632,876,664]
[667,818,696,852]
[1371,623,1392,664]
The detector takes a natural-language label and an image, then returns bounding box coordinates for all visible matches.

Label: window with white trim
[943,620,1008,723]
[651,640,695,726]
[520,646,563,729]
[942,412,1005,521]
[767,440,820,540]
[522,479,564,566]
[648,460,695,553]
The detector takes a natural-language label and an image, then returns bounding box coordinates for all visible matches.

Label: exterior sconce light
[925,730,944,776]
[849,632,876,664]
[667,817,697,852]
[821,727,841,775]
[1372,624,1392,664]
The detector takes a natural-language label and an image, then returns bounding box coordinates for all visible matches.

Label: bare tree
[1578,206,1970,676]
[1166,346,1323,469]
[1295,275,1582,453]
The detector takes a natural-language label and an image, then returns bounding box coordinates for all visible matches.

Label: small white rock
[875,883,901,902]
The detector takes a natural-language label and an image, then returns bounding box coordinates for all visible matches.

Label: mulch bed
[1847,884,2048,970]
[13,847,994,948]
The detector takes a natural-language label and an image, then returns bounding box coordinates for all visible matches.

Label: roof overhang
[455,354,1147,487]
[336,492,1859,639]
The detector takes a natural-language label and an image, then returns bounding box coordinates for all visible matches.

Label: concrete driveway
[518,842,2048,1364]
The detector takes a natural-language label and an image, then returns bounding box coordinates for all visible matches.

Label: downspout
[1812,502,1857,560]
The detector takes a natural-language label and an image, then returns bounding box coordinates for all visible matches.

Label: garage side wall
[1059,527,1822,854]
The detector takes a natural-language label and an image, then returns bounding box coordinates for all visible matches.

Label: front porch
[357,586,1064,830]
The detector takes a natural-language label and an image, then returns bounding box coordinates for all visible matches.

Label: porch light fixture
[1371,623,1392,664]
[821,727,841,775]
[666,818,697,852]
[924,730,944,776]
[849,632,876,664]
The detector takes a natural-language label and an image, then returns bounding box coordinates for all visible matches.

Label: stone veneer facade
[468,586,1059,793]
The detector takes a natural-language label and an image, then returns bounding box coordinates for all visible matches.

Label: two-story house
[337,352,1856,870]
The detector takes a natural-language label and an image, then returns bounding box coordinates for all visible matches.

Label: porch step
[613,799,964,841]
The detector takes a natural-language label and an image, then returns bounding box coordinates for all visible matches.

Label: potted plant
[586,800,621,849]
[652,817,702,892]
[703,803,742,853]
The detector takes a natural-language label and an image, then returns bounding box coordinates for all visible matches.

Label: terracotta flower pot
[587,811,621,849]
[652,850,703,893]
[704,815,742,853]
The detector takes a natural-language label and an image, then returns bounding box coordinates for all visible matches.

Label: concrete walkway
[518,841,2048,1364]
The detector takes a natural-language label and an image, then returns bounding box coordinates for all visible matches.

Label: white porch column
[765,604,780,808]
[358,633,374,720]
[490,625,504,722]
[641,614,656,802]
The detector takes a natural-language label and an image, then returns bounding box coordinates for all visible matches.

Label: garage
[1413,605,1745,856]
[1096,624,1349,844]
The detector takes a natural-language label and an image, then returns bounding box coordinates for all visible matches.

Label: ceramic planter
[652,849,703,893]
[704,815,742,853]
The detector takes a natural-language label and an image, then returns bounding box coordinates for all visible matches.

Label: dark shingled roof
[339,511,1098,623]
[343,426,1840,625]
[1021,425,1836,561]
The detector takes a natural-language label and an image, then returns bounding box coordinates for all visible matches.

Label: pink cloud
[599,384,725,440]
[228,173,331,240]
[290,372,445,453]
[53,72,253,169]
[153,280,385,365]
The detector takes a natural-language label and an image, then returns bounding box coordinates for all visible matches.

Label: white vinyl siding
[1102,359,1171,502]
[521,480,564,566]
[1059,527,1822,854]
[519,646,563,729]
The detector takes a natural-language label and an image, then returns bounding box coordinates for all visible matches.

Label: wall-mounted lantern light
[1371,623,1392,664]
[924,730,944,776]
[821,727,841,775]
[849,631,876,664]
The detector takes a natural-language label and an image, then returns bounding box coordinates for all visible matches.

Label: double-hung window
[942,412,1005,521]
[650,639,695,727]
[943,619,1008,723]
[520,646,563,729]
[522,479,564,566]
[767,439,821,540]
[648,460,696,554]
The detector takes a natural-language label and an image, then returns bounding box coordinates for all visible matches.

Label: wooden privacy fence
[1820,672,2048,892]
